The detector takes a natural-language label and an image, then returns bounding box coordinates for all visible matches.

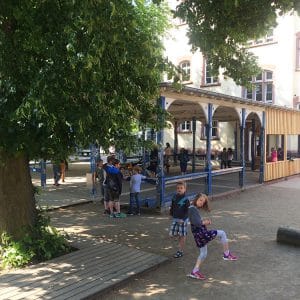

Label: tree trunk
[0,151,36,239]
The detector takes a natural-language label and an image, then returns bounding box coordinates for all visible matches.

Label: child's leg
[114,200,120,214]
[216,230,229,252]
[128,193,134,213]
[178,236,186,252]
[135,192,140,214]
[216,230,237,260]
[193,245,208,271]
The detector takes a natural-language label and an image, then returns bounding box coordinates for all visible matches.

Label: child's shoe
[223,252,238,261]
[188,271,206,280]
[109,213,116,218]
[173,250,183,258]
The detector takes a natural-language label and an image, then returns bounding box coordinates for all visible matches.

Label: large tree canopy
[0,0,169,159]
[175,0,300,86]
[0,0,169,237]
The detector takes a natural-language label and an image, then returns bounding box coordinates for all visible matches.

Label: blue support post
[239,109,246,187]
[259,112,265,183]
[205,104,213,195]
[90,143,97,195]
[173,120,178,165]
[40,159,46,187]
[192,117,196,173]
[157,96,165,207]
[251,119,255,170]
[234,126,238,161]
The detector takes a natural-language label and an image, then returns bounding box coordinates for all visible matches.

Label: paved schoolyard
[48,175,300,300]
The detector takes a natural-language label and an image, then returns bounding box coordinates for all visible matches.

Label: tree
[0,0,169,238]
[175,0,300,86]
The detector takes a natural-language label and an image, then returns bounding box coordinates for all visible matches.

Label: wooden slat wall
[265,107,300,181]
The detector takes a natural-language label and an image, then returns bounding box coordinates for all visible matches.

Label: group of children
[169,181,237,280]
[94,156,145,217]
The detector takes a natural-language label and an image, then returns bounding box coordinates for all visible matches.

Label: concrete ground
[43,165,300,300]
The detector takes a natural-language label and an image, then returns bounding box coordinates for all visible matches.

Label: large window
[244,70,273,103]
[204,59,218,85]
[296,33,300,70]
[266,134,284,162]
[201,120,219,140]
[287,135,300,159]
[178,121,191,133]
[179,61,191,81]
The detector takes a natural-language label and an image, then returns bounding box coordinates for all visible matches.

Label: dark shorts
[104,187,120,202]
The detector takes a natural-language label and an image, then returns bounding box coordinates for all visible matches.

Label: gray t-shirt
[188,205,202,227]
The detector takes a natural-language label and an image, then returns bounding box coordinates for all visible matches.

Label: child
[220,147,228,169]
[128,166,146,216]
[94,159,105,203]
[188,193,237,280]
[169,181,190,258]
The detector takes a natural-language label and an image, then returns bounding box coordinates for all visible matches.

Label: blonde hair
[191,193,211,212]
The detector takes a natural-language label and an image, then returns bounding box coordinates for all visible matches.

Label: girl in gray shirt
[188,193,238,280]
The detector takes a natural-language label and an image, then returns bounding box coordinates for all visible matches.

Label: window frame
[179,60,191,82]
[244,70,274,103]
[178,120,192,133]
[201,120,220,140]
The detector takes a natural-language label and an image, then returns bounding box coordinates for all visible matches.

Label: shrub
[0,210,72,269]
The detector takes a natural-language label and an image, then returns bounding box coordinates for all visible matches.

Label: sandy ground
[48,176,300,300]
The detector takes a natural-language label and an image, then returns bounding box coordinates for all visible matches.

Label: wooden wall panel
[264,159,300,181]
[266,108,300,134]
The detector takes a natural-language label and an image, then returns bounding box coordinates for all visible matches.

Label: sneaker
[109,213,115,218]
[173,250,183,258]
[115,213,122,218]
[189,271,206,280]
[127,212,134,216]
[223,252,238,261]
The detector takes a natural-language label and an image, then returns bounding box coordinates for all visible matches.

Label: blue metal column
[40,159,46,187]
[234,124,238,161]
[259,112,265,183]
[205,104,213,195]
[251,119,255,170]
[174,120,178,166]
[239,109,246,187]
[192,116,196,173]
[157,96,166,207]
[90,143,97,195]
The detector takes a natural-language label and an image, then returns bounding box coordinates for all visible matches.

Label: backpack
[106,174,118,192]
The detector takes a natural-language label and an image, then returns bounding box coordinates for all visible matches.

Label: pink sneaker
[189,271,206,280]
[223,252,238,261]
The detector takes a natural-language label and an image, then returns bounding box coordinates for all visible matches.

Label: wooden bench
[0,241,169,300]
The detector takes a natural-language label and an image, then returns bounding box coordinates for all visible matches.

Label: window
[287,135,300,159]
[266,134,284,162]
[296,33,300,70]
[179,61,191,81]
[204,59,218,85]
[201,120,219,140]
[244,70,273,103]
[247,29,274,46]
[178,121,191,133]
